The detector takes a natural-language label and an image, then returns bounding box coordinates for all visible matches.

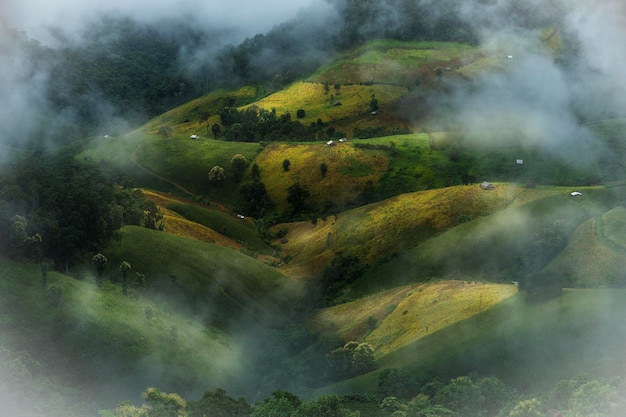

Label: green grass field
[102,226,302,327]
[165,201,274,254]
[0,257,246,414]
[318,288,626,396]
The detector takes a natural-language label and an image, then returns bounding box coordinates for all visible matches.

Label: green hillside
[323,288,626,396]
[102,226,302,328]
[0,257,245,415]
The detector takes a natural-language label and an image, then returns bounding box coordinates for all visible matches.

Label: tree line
[102,372,626,417]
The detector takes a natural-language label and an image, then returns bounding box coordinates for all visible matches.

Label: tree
[189,388,252,417]
[239,181,273,218]
[208,166,226,187]
[252,391,301,417]
[8,215,28,256]
[142,387,187,417]
[320,162,328,178]
[286,182,310,215]
[211,123,221,138]
[507,398,544,417]
[323,80,330,94]
[119,261,131,296]
[327,341,375,379]
[433,376,484,417]
[282,159,291,172]
[568,380,623,417]
[296,109,306,118]
[334,83,341,95]
[352,342,375,374]
[369,94,379,113]
[251,163,261,181]
[92,253,108,287]
[230,154,247,183]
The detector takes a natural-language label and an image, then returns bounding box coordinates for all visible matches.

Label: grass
[320,288,626,396]
[244,81,408,126]
[102,226,302,326]
[253,141,389,212]
[0,257,244,414]
[165,201,275,255]
[271,183,532,281]
[311,280,518,357]
[142,190,244,250]
[311,39,479,87]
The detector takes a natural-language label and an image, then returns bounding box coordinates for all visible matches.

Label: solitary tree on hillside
[334,83,341,95]
[320,162,328,178]
[286,182,310,215]
[208,166,226,187]
[230,154,247,182]
[282,159,291,172]
[119,261,131,295]
[369,94,379,113]
[251,163,261,181]
[211,123,221,138]
[92,253,108,288]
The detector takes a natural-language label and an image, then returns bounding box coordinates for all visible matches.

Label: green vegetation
[165,202,273,254]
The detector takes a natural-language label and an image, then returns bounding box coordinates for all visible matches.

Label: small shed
[327,140,335,146]
[481,181,495,190]
[338,138,348,142]
[190,134,199,139]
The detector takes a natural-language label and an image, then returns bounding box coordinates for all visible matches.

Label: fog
[3,0,327,46]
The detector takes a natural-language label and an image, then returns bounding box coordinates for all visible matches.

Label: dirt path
[130,143,199,198]
[129,143,233,214]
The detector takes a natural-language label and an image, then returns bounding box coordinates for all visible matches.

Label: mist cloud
[3,0,327,46]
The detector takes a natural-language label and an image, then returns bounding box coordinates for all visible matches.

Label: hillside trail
[130,143,231,213]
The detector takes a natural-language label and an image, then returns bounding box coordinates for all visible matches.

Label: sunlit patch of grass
[254,142,389,211]
[246,81,407,126]
[311,280,518,357]
[144,85,260,134]
[142,190,243,249]
[273,183,528,280]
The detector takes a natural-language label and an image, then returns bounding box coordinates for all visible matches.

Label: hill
[0,257,247,415]
[101,226,302,328]
[321,288,626,396]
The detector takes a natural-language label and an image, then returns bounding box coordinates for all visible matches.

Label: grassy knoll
[253,141,389,212]
[142,190,243,249]
[0,257,244,414]
[352,185,626,295]
[311,280,518,357]
[272,183,531,280]
[144,85,261,135]
[245,81,407,126]
[103,226,302,327]
[135,135,261,198]
[321,288,626,396]
[165,201,275,255]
